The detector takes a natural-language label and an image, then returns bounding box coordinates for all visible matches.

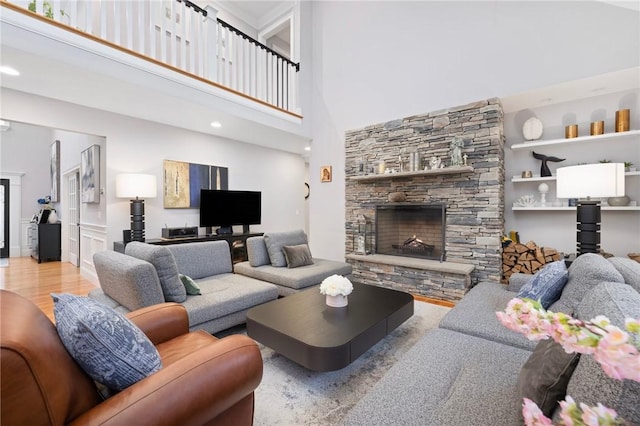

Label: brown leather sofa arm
[69,335,263,426]
[126,303,189,345]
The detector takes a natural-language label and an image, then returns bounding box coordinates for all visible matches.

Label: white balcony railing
[5,0,301,116]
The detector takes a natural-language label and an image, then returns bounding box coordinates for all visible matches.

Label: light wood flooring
[0,257,97,321]
[0,257,454,322]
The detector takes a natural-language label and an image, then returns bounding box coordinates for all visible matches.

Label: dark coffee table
[246,282,414,371]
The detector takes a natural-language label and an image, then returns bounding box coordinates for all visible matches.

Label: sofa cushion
[52,293,162,392]
[167,241,232,278]
[263,230,308,267]
[560,282,640,424]
[125,242,186,303]
[283,244,314,268]
[246,236,271,267]
[517,260,568,308]
[517,339,580,419]
[182,274,278,326]
[608,257,640,291]
[179,274,201,295]
[439,281,537,351]
[548,253,624,314]
[343,328,531,426]
[234,259,353,291]
[93,250,165,311]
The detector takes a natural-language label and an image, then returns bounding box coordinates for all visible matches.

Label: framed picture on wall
[320,165,332,183]
[50,140,60,202]
[81,144,100,203]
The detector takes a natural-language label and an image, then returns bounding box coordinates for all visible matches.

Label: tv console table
[113,232,263,263]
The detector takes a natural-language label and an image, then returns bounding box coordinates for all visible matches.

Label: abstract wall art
[163,160,229,208]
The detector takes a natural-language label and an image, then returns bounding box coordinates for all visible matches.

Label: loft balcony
[0,0,308,153]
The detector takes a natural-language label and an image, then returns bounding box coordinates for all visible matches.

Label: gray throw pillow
[179,274,202,295]
[517,338,580,419]
[549,253,624,314]
[264,230,308,267]
[52,293,162,392]
[608,257,640,291]
[125,242,186,303]
[517,261,569,308]
[282,244,314,268]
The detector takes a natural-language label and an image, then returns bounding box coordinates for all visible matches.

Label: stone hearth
[344,98,505,302]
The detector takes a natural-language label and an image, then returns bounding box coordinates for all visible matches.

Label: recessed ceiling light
[304,146,311,151]
[0,66,20,76]
[210,121,222,128]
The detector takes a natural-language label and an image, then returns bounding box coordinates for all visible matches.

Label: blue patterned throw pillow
[517,260,569,309]
[52,293,162,391]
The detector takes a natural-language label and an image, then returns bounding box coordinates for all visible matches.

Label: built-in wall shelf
[350,166,474,181]
[511,170,640,183]
[510,129,640,150]
[512,206,640,211]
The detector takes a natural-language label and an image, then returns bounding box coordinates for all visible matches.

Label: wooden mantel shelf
[349,166,474,181]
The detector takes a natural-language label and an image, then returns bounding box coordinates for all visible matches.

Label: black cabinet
[29,223,61,263]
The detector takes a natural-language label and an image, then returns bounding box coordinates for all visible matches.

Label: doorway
[65,169,81,267]
[1,179,9,259]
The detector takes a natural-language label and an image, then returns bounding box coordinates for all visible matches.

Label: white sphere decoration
[538,183,549,206]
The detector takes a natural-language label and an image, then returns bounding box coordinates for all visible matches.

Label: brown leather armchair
[0,290,263,425]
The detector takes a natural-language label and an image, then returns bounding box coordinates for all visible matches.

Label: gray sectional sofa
[234,230,353,296]
[344,254,640,425]
[91,240,278,334]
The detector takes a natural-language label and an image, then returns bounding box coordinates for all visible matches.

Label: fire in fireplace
[375,203,446,261]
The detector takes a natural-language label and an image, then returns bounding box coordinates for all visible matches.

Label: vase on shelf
[607,195,630,207]
[326,294,348,308]
[47,210,58,223]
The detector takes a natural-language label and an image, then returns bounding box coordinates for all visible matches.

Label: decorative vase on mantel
[325,294,348,308]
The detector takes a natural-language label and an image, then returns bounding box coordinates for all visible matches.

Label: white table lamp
[116,174,157,242]
[556,163,624,256]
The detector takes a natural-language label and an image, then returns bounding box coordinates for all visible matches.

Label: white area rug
[250,301,450,425]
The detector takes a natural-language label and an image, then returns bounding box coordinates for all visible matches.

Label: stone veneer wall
[345,98,505,300]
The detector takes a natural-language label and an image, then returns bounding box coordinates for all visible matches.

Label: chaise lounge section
[91,240,279,334]
[234,230,353,296]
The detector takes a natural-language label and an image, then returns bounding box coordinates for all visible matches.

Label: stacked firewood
[502,241,562,283]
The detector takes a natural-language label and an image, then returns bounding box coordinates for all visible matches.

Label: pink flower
[497,299,640,382]
[522,398,553,426]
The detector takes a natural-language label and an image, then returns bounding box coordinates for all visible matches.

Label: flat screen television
[199,189,261,235]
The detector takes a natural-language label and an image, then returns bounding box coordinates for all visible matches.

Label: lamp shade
[556,163,625,199]
[115,174,157,199]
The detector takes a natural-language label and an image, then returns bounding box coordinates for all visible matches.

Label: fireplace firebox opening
[375,203,446,261]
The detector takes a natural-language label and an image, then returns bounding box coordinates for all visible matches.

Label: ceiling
[0,3,310,157]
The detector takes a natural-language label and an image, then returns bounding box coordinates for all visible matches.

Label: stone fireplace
[344,98,505,302]
[376,203,445,261]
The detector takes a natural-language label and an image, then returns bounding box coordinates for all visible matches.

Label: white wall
[307,1,640,260]
[52,128,107,225]
[1,88,306,251]
[504,89,640,256]
[0,121,52,216]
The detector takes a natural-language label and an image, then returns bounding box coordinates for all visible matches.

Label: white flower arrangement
[319,275,353,297]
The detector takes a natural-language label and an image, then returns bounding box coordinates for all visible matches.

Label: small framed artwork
[50,140,60,202]
[320,166,332,182]
[81,144,100,203]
